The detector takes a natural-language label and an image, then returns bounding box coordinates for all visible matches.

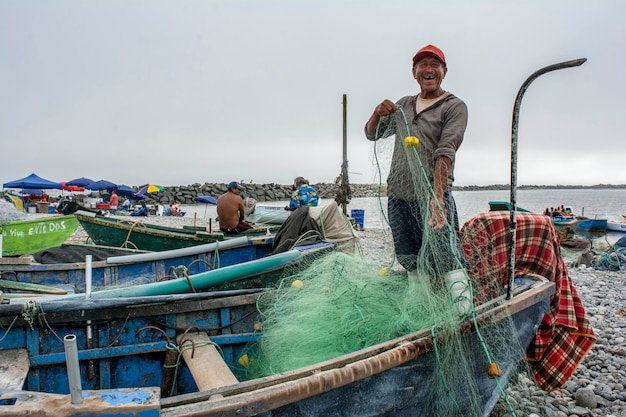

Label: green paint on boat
[1,215,79,256]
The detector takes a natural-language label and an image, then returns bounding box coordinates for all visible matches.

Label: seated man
[217,181,253,234]
[285,177,319,211]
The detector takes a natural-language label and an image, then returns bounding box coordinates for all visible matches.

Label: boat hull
[0,238,336,295]
[606,220,626,233]
[0,215,79,256]
[0,277,553,417]
[574,218,607,232]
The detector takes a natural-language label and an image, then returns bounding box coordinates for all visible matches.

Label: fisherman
[364,44,470,315]
[285,177,319,211]
[217,181,253,234]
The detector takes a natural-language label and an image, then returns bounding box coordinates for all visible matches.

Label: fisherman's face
[413,57,447,99]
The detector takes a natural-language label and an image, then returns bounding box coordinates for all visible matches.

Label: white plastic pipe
[63,334,83,404]
[85,255,92,299]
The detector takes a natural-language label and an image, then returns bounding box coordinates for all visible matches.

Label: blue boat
[0,237,336,296]
[574,218,608,232]
[0,275,554,416]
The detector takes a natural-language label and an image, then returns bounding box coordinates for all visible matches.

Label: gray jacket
[365,93,468,201]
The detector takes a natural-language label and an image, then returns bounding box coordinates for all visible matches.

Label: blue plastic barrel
[351,209,365,229]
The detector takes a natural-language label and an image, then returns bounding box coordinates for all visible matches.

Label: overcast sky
[1,1,625,189]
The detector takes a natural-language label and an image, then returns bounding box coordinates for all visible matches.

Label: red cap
[412,45,446,66]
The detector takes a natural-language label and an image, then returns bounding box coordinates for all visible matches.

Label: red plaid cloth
[460,211,596,392]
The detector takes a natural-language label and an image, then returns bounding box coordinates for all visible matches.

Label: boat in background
[574,218,607,233]
[488,201,581,229]
[488,200,531,212]
[607,220,626,233]
[73,211,280,251]
[0,215,79,257]
[247,204,289,225]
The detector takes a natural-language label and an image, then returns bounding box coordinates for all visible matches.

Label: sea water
[180,188,626,240]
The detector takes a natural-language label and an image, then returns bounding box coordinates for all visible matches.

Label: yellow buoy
[291,279,303,289]
[486,362,502,378]
[238,354,249,367]
[404,136,420,148]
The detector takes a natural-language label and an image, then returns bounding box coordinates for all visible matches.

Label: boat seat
[0,348,29,391]
[176,333,239,391]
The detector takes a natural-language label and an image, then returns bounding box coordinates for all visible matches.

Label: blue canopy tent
[19,189,45,196]
[3,173,63,190]
[65,177,94,187]
[85,180,117,191]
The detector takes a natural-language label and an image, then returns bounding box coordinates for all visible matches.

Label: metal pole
[507,58,586,299]
[342,94,348,216]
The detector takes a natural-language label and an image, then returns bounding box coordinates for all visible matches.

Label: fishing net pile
[0,198,27,225]
[234,109,546,416]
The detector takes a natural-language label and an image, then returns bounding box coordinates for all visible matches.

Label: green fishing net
[234,109,537,416]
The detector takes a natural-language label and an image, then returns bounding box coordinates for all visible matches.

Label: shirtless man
[216,181,253,234]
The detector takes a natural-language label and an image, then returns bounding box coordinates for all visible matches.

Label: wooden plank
[0,348,29,390]
[176,333,239,391]
[0,257,32,265]
[0,279,67,294]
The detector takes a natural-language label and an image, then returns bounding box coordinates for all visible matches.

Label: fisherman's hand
[375,100,398,117]
[428,196,448,230]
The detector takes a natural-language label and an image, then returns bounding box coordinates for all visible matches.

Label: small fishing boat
[573,218,607,232]
[73,211,280,251]
[0,236,335,296]
[488,200,531,212]
[606,220,626,233]
[246,204,289,225]
[0,215,80,256]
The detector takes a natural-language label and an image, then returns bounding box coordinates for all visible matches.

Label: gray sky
[1,1,625,188]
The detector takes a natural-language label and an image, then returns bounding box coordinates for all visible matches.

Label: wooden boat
[488,200,531,212]
[246,204,289,225]
[73,211,280,251]
[573,218,607,232]
[0,237,336,296]
[0,215,79,257]
[0,275,554,416]
[606,220,626,233]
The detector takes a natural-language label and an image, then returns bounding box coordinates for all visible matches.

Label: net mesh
[233,110,545,416]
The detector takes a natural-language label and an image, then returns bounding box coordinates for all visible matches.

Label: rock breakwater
[98,182,385,205]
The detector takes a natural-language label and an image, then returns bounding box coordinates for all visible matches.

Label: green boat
[74,211,280,251]
[0,215,79,256]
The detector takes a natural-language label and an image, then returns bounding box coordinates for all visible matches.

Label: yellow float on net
[404,136,420,148]
[238,354,250,367]
[291,279,303,289]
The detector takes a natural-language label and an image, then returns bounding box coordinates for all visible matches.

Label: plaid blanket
[460,211,596,392]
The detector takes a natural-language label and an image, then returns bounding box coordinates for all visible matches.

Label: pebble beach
[65,215,626,417]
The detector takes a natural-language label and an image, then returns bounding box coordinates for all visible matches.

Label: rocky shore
[357,229,626,417]
[87,182,385,206]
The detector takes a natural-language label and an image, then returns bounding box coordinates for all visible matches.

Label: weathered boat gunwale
[0,289,264,327]
[160,276,555,415]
